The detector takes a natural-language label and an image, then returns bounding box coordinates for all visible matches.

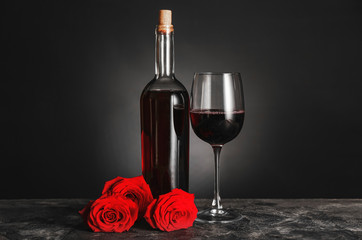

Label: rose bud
[144,188,198,232]
[79,195,138,233]
[101,176,153,218]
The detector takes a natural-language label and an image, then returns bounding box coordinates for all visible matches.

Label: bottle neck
[155,30,174,78]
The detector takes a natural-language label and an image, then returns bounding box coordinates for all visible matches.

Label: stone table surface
[0,199,361,240]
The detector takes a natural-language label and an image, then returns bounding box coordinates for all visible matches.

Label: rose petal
[144,199,157,229]
[102,176,125,195]
[79,200,94,223]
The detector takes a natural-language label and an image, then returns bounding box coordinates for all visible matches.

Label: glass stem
[212,145,223,210]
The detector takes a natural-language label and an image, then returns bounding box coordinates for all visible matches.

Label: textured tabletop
[0,199,361,239]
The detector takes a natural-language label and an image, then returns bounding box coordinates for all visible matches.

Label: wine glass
[190,72,245,223]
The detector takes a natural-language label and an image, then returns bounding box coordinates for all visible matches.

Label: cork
[159,10,172,25]
[157,9,174,33]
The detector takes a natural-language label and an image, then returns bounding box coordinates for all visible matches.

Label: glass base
[195,208,243,223]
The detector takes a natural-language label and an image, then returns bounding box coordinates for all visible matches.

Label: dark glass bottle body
[140,28,189,198]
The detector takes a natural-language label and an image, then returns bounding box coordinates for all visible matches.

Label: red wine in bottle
[140,10,189,198]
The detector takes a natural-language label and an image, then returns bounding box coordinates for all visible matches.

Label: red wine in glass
[190,109,244,145]
[190,72,244,223]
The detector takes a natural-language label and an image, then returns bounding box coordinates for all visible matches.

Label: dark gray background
[2,0,362,199]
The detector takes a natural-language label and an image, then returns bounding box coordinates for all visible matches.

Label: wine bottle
[140,10,189,198]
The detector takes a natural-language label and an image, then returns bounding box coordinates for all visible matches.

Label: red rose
[101,176,153,218]
[79,195,138,233]
[144,188,198,232]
